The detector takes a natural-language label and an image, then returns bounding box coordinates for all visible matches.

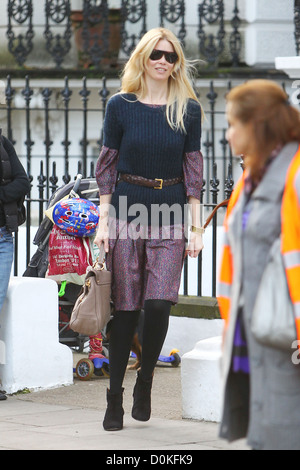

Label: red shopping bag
[46,224,93,285]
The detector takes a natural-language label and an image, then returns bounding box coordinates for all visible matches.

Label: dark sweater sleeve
[184,101,202,153]
[182,101,203,200]
[103,95,123,150]
[0,137,31,203]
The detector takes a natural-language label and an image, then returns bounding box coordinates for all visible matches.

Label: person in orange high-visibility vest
[218,80,300,450]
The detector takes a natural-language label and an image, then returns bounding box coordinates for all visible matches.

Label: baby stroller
[24,175,182,381]
[23,175,111,379]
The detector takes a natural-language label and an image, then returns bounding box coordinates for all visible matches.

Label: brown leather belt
[119,173,183,190]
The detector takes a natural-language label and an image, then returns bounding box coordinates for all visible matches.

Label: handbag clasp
[93,257,105,271]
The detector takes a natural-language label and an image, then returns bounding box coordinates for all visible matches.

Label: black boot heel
[132,372,153,422]
[103,388,124,431]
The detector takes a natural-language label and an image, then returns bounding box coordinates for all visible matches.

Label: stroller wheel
[170,353,181,368]
[75,358,94,381]
[101,362,110,378]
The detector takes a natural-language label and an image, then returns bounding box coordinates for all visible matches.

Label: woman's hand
[94,216,109,253]
[186,196,203,258]
[95,196,112,254]
[186,232,204,258]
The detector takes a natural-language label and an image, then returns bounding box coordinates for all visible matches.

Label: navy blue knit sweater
[102,93,202,225]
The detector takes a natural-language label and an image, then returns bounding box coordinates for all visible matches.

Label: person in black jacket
[0,132,30,400]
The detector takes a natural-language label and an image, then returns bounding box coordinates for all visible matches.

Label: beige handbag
[70,253,112,336]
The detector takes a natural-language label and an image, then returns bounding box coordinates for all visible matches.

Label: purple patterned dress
[96,146,203,310]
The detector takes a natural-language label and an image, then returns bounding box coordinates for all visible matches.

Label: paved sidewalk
[0,352,249,451]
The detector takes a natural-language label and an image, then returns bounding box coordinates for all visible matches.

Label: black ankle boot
[132,372,153,422]
[103,388,124,431]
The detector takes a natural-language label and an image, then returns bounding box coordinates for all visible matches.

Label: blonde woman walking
[95,27,203,431]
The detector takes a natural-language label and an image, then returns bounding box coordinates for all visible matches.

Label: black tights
[108,299,172,393]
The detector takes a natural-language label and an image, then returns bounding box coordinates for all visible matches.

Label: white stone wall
[245,0,295,66]
[0,0,295,69]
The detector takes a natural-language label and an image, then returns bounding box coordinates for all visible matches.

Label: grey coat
[220,142,300,450]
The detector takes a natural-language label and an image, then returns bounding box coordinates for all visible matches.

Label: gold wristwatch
[190,226,205,235]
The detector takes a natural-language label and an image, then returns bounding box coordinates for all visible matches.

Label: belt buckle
[154,178,163,190]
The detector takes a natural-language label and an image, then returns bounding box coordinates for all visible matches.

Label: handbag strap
[92,244,106,270]
[98,244,106,263]
[204,199,229,229]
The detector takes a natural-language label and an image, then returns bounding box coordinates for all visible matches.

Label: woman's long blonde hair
[121,27,201,133]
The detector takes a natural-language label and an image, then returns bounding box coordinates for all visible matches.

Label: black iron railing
[0,75,239,296]
[6,0,244,70]
[2,74,293,295]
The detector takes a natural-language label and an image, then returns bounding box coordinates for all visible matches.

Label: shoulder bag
[251,237,296,351]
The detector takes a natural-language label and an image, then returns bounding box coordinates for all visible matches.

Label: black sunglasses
[149,49,179,64]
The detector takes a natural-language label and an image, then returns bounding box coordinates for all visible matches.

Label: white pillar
[181,336,222,423]
[0,277,73,394]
